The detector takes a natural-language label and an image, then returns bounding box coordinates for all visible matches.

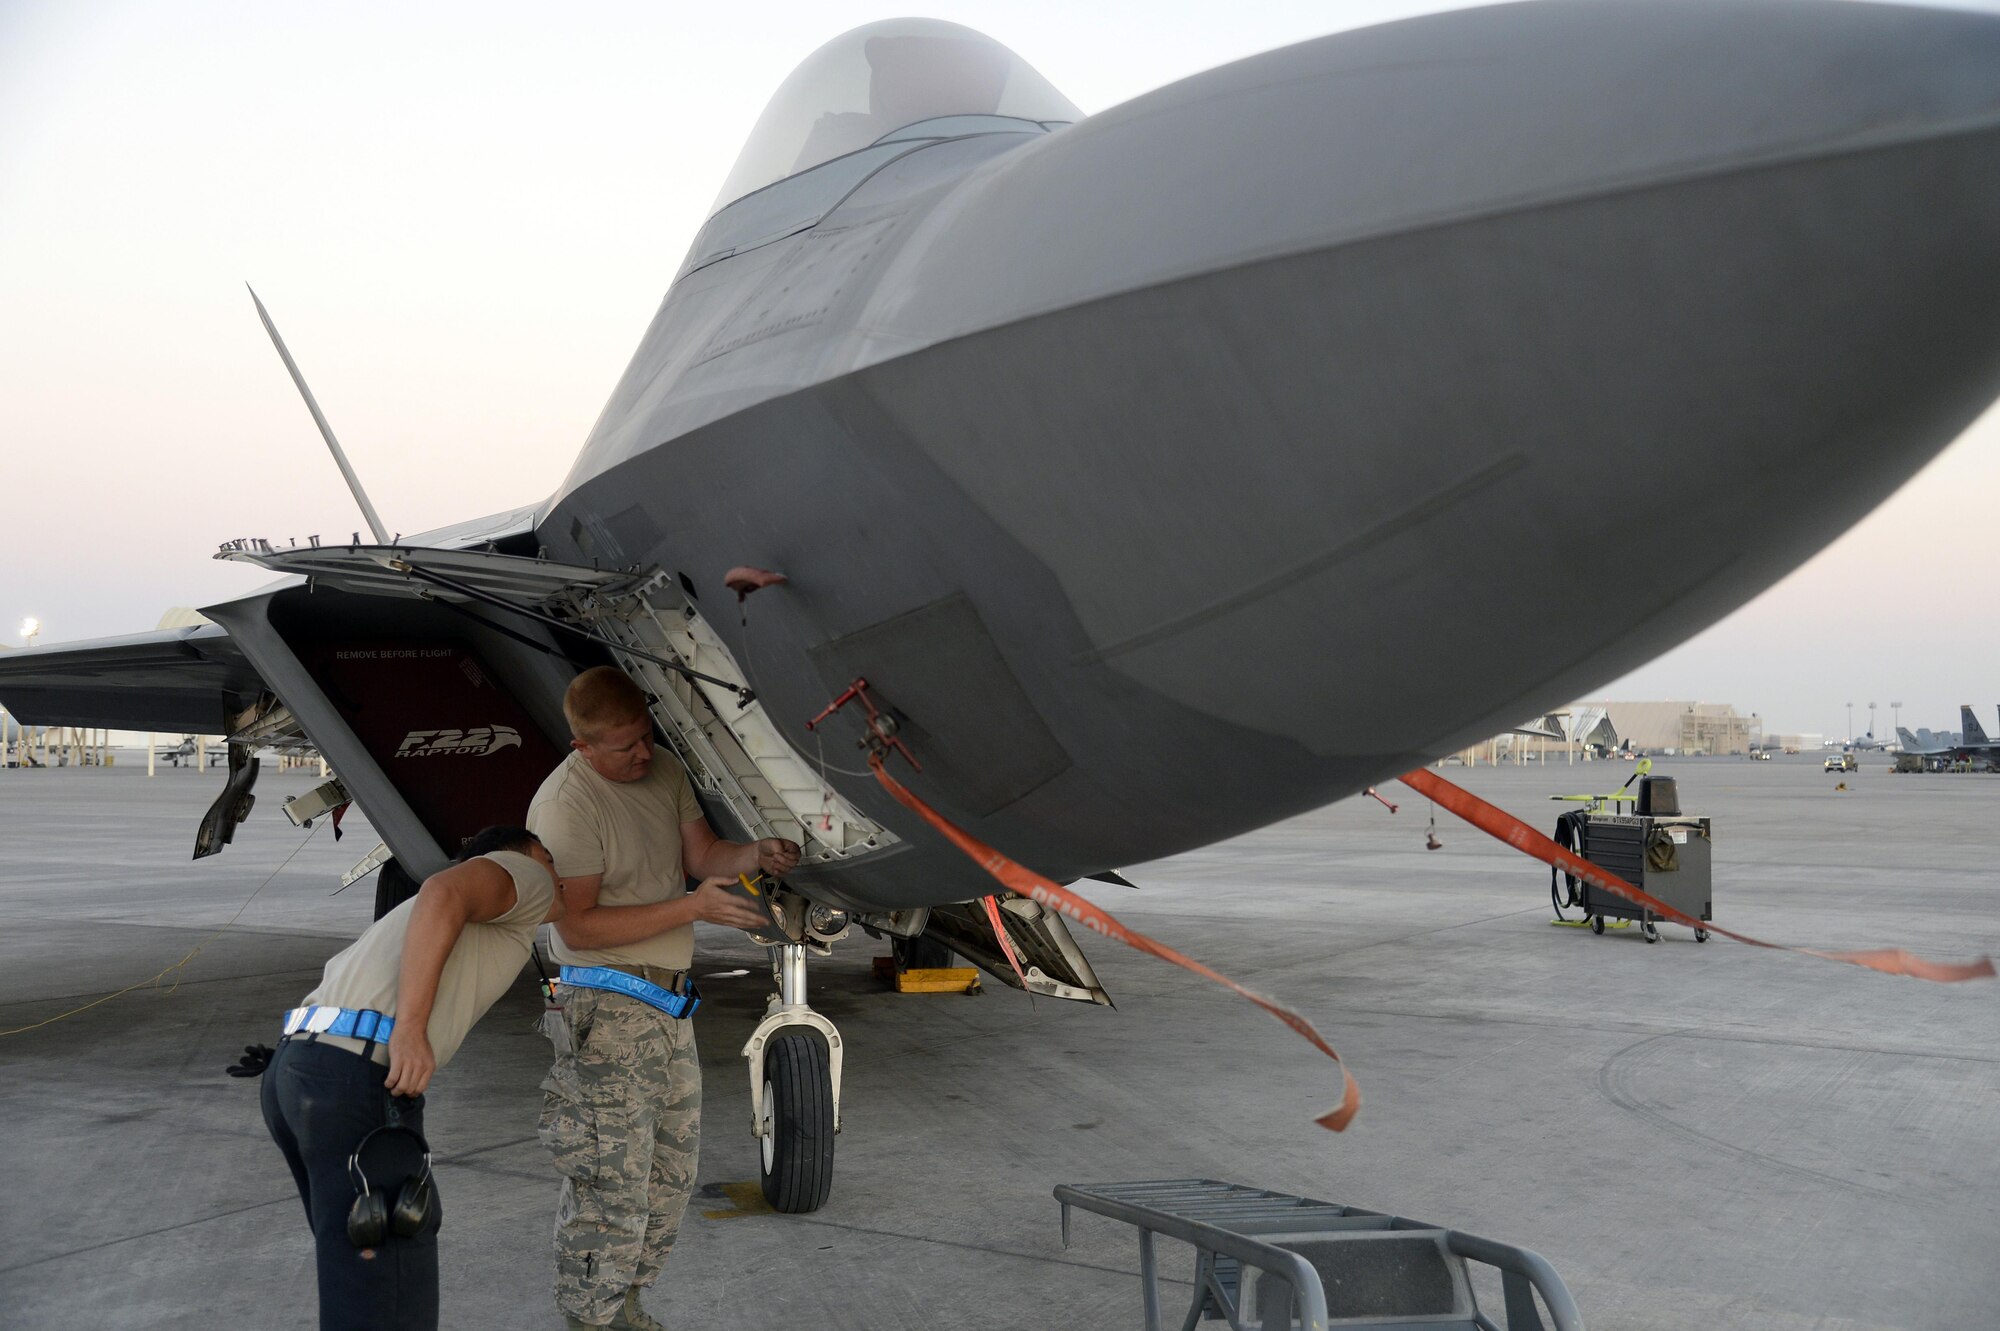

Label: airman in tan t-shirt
[527,666,795,1331]
[303,848,557,1066]
[527,751,705,970]
[260,828,566,1330]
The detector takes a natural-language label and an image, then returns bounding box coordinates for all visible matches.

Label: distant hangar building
[1580,701,1756,755]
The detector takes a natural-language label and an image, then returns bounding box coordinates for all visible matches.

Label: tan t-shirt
[301,850,554,1069]
[527,750,705,971]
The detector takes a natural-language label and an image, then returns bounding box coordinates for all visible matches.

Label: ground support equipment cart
[1055,1178,1581,1331]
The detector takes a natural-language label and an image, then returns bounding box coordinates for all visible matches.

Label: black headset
[346,1123,435,1249]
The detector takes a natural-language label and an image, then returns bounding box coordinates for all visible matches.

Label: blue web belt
[558,965,701,1019]
[282,1005,395,1042]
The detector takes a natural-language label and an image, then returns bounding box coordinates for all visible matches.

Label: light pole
[18,622,41,768]
[1892,701,1902,737]
[1846,701,1853,746]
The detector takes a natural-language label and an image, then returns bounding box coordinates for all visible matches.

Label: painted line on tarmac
[0,1195,296,1276]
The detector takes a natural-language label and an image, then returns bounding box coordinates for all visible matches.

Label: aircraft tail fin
[1961,705,1990,746]
[1897,726,1924,751]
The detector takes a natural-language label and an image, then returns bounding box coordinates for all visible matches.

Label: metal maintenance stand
[1056,1179,1581,1331]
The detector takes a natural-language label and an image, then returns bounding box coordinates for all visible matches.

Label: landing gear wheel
[1589,915,1605,935]
[373,859,419,921]
[1694,927,1710,943]
[759,1028,834,1214]
[1640,912,1661,944]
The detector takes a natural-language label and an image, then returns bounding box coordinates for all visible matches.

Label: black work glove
[226,1043,276,1078]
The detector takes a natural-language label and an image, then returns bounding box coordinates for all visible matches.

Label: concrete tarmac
[0,755,1994,1329]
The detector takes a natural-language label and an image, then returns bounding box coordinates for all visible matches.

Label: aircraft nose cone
[866,0,2000,765]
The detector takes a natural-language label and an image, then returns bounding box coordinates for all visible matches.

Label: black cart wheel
[759,1028,834,1213]
[1641,912,1661,944]
[1589,915,1605,935]
[373,858,420,921]
[1694,928,1710,943]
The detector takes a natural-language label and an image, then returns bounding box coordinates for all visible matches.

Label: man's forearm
[687,838,759,882]
[558,895,704,951]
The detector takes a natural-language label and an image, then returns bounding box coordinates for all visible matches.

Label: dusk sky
[4,0,1997,742]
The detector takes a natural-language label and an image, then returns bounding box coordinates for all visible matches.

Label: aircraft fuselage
[530,1,2000,909]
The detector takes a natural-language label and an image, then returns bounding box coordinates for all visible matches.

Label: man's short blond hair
[564,666,649,741]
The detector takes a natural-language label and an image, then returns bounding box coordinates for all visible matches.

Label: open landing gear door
[923,892,1112,1005]
[193,742,260,859]
[216,540,904,874]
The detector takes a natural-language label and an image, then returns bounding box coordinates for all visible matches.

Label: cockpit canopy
[711,18,1082,214]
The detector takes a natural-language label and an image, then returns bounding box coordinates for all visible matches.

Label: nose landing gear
[741,941,842,1212]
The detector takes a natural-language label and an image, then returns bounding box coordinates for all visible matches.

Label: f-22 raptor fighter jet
[5,3,2000,1209]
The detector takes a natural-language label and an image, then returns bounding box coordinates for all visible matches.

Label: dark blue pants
[261,1038,441,1331]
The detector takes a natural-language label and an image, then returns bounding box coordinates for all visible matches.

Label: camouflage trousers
[538,987,701,1324]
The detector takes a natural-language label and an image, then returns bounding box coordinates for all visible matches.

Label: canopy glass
[711,18,1080,214]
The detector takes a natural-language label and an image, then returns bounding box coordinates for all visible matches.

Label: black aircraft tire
[894,933,955,970]
[373,859,420,921]
[759,1029,834,1214]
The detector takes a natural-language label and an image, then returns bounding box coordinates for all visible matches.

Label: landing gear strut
[742,942,842,1212]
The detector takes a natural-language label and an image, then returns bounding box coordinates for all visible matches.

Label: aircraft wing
[0,625,267,734]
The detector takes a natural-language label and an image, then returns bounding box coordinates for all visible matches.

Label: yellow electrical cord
[0,823,322,1038]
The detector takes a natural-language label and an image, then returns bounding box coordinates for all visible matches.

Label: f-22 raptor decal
[394,726,524,759]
